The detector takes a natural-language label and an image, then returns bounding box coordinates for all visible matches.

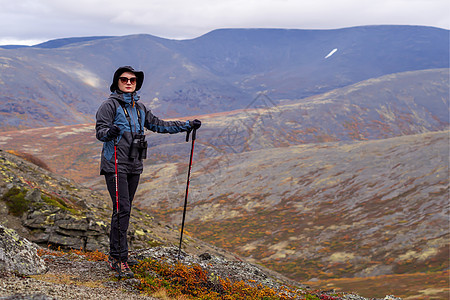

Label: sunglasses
[119,77,137,84]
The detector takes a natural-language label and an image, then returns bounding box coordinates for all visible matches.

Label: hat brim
[110,66,144,92]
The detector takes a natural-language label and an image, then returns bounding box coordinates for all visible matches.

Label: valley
[135,131,449,282]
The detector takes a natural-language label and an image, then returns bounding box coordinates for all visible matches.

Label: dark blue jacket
[95,92,191,174]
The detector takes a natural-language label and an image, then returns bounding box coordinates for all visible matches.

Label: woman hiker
[95,66,201,277]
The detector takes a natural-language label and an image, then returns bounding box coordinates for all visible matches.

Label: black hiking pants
[104,172,140,262]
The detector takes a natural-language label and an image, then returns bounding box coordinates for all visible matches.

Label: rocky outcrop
[0,150,113,252]
[0,224,47,275]
[23,201,109,252]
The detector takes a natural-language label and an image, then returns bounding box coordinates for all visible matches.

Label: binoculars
[129,134,147,160]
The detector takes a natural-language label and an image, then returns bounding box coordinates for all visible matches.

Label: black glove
[190,119,201,130]
[107,124,121,139]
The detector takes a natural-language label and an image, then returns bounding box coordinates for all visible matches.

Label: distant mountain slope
[0,69,448,184]
[0,25,448,129]
[33,36,114,48]
[135,130,449,281]
[174,26,449,98]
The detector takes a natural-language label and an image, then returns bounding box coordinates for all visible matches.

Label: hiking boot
[127,258,139,266]
[109,256,134,278]
[108,255,120,271]
[119,261,134,278]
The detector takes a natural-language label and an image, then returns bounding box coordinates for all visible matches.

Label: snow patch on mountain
[325,48,338,59]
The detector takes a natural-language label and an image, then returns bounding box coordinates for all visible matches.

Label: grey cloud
[0,0,448,45]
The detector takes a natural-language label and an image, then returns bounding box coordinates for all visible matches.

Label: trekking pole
[114,138,123,279]
[178,128,197,260]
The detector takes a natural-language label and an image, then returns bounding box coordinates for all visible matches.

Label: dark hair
[110,66,144,92]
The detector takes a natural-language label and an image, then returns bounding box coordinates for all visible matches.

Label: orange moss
[37,246,108,262]
[133,258,307,299]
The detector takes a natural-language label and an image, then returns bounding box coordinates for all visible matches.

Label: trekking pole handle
[192,128,197,141]
[186,128,197,142]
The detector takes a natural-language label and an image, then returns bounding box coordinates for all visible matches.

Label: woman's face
[117,71,137,93]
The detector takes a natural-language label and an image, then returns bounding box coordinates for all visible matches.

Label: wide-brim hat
[110,66,144,92]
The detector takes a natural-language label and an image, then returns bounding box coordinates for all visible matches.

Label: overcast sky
[1,0,449,45]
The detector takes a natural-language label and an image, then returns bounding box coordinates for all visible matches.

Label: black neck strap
[120,102,143,135]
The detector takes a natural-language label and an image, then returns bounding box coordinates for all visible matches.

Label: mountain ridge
[0,25,448,129]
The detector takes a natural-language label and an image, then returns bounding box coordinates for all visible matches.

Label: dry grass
[151,288,190,300]
[30,273,105,289]
[6,150,52,172]
[304,271,450,299]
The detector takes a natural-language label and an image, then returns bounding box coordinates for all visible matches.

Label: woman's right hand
[107,124,121,139]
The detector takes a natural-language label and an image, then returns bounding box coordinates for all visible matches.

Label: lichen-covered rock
[22,206,110,252]
[0,224,47,275]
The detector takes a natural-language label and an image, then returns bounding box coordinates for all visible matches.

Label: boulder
[0,224,47,275]
[23,207,109,252]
